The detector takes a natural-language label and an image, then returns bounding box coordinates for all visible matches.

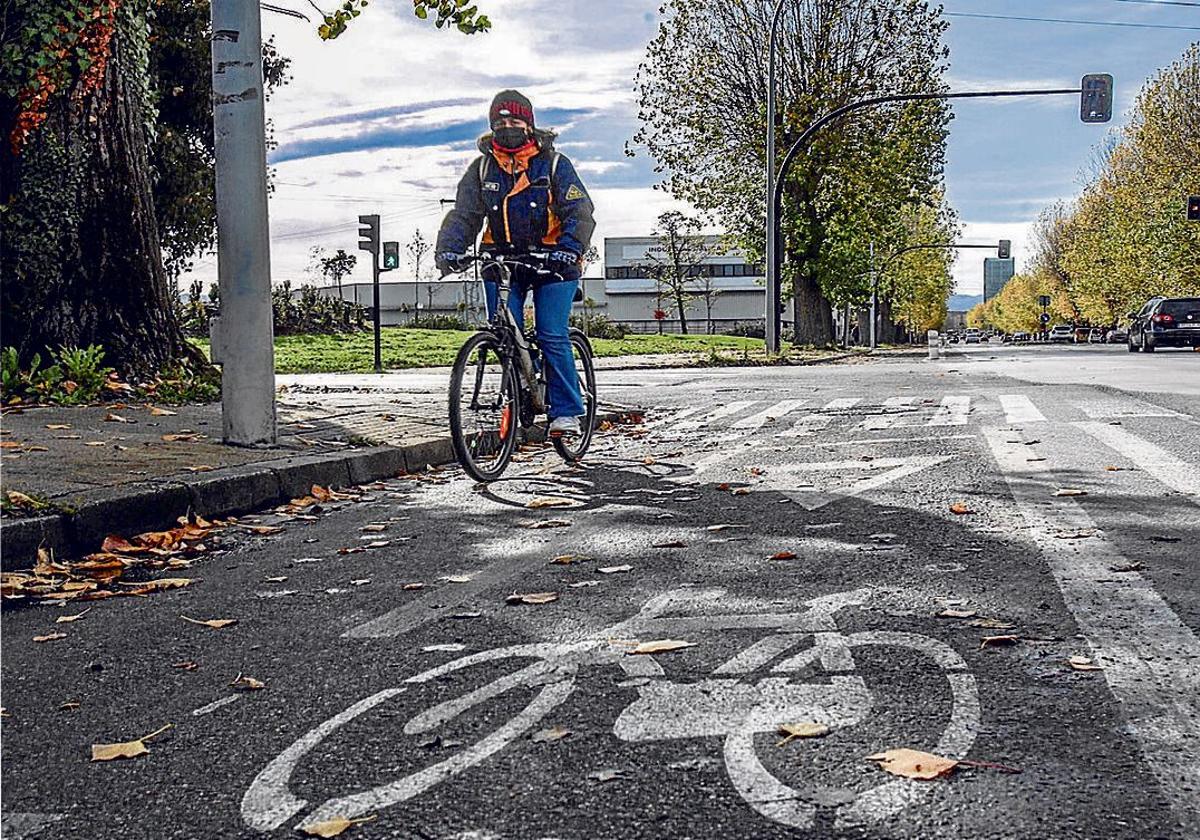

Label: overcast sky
[184,0,1199,297]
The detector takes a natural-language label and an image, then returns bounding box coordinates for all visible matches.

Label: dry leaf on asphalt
[938,609,977,619]
[598,565,633,575]
[526,496,578,509]
[866,748,958,780]
[149,406,177,416]
[980,634,1020,649]
[172,660,198,671]
[121,577,195,594]
[33,632,67,643]
[652,540,686,549]
[184,465,215,473]
[5,490,41,508]
[628,639,696,655]
[55,608,92,624]
[531,725,572,742]
[103,412,134,424]
[60,702,81,711]
[83,441,106,446]
[550,554,589,565]
[770,551,797,561]
[402,582,425,591]
[360,524,387,532]
[523,518,572,529]
[706,524,743,532]
[45,423,72,430]
[240,524,284,535]
[1053,488,1088,497]
[264,576,288,583]
[968,617,1015,629]
[180,616,237,629]
[350,579,371,586]
[440,574,474,583]
[505,592,559,606]
[949,502,974,515]
[731,487,751,496]
[230,673,266,690]
[91,723,172,762]
[1055,529,1096,540]
[161,432,204,442]
[1068,655,1103,671]
[569,581,600,588]
[299,815,377,837]
[776,722,831,745]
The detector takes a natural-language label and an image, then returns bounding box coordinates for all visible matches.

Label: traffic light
[1188,196,1200,222]
[998,239,1011,260]
[1038,294,1052,308]
[357,214,380,255]
[382,241,400,271]
[1080,74,1113,123]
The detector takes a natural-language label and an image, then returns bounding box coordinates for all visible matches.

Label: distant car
[964,329,982,344]
[1128,296,1200,352]
[1106,327,1128,344]
[1048,325,1074,343]
[1012,331,1031,343]
[1073,325,1091,344]
[1087,328,1106,343]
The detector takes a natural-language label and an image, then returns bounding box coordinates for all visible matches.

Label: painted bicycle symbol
[242,588,980,833]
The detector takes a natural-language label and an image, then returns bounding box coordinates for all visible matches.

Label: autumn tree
[642,211,715,335]
[633,0,951,346]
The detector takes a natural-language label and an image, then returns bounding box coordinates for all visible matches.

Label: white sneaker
[548,415,581,438]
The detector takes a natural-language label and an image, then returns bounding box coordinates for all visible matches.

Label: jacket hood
[477,126,557,155]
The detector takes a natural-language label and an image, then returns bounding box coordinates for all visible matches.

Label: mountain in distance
[947,293,983,312]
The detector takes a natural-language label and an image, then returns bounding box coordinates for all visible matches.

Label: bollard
[927,330,940,360]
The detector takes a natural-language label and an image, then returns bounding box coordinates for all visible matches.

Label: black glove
[547,250,579,268]
[436,252,467,276]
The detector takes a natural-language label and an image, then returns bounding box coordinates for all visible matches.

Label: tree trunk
[790,270,835,347]
[877,298,901,345]
[675,290,689,335]
[1,6,202,379]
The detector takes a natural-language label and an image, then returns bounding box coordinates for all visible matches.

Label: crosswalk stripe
[984,427,1200,833]
[1077,397,1185,420]
[676,400,758,431]
[1074,421,1200,502]
[730,399,806,431]
[998,394,1046,424]
[779,398,861,438]
[861,396,917,431]
[928,395,971,427]
[643,406,703,429]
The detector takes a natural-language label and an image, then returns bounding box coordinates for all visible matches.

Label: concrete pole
[211,1,276,445]
[764,0,787,356]
[869,239,877,351]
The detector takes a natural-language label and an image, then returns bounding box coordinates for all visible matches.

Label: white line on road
[760,455,954,511]
[927,395,970,427]
[677,400,758,431]
[192,694,242,716]
[643,405,703,429]
[779,398,861,437]
[730,399,807,431]
[1074,421,1200,501]
[984,426,1200,834]
[998,394,1047,424]
[861,396,917,431]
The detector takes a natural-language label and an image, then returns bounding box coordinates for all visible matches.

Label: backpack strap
[478,154,491,186]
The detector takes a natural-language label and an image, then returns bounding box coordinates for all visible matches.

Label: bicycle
[443,252,598,482]
[243,587,980,834]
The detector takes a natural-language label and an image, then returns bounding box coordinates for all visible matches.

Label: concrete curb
[0,409,635,571]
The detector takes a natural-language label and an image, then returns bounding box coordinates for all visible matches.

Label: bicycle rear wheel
[552,328,598,464]
[449,332,521,482]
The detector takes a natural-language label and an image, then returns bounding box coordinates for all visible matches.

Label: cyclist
[435,90,596,438]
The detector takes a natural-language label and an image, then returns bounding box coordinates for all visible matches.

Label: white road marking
[998,394,1046,424]
[985,426,1200,834]
[1,812,67,839]
[192,694,242,716]
[927,395,970,427]
[730,399,807,431]
[1074,421,1200,501]
[861,396,917,431]
[1077,396,1186,420]
[755,455,954,510]
[780,398,861,437]
[643,405,704,429]
[676,400,758,431]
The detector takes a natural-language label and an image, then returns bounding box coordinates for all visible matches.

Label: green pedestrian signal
[382,241,400,271]
[1080,74,1113,123]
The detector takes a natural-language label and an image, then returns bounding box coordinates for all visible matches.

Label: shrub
[271,281,367,335]
[1,345,116,405]
[414,314,469,331]
[723,322,765,339]
[569,312,627,339]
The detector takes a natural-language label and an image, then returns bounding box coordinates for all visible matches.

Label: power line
[944,11,1200,30]
[1109,0,1200,8]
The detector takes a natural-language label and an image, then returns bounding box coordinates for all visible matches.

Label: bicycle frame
[486,256,546,414]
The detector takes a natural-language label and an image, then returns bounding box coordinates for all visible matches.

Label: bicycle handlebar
[445,252,563,282]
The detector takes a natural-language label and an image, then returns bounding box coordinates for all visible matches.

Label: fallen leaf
[104,412,134,424]
[350,579,371,586]
[569,581,600,588]
[402,582,425,591]
[1055,529,1096,540]
[84,441,106,446]
[628,639,696,655]
[240,524,284,535]
[264,576,288,583]
[598,565,633,574]
[550,554,589,565]
[449,610,482,619]
[360,524,388,532]
[587,768,626,783]
[45,423,72,430]
[523,518,572,529]
[968,617,1015,629]
[33,632,67,642]
[938,608,977,619]
[56,608,92,623]
[1103,465,1124,472]
[185,465,215,473]
[531,725,572,742]
[1068,655,1103,672]
[769,551,797,561]
[149,406,177,416]
[652,540,686,549]
[122,577,195,593]
[5,490,41,509]
[980,634,1020,649]
[949,502,974,515]
[505,591,559,605]
[161,432,204,443]
[716,483,731,491]
[91,723,172,762]
[1053,488,1088,497]
[180,616,237,629]
[230,673,266,690]
[60,702,81,711]
[299,815,378,837]
[526,496,578,509]
[866,748,958,780]
[1109,562,1143,573]
[172,660,198,671]
[440,574,474,583]
[731,487,751,496]
[776,722,831,745]
[336,546,366,555]
[0,440,22,448]
[706,524,743,532]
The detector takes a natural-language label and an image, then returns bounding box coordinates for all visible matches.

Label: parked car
[1048,324,1074,343]
[964,329,982,344]
[1012,331,1031,343]
[1106,327,1128,344]
[1128,296,1200,352]
[1087,328,1106,343]
[1073,325,1091,343]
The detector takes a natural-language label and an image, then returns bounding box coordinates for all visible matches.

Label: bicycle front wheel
[552,328,598,464]
[449,332,521,482]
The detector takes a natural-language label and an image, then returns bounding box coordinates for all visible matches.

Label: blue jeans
[483,271,585,419]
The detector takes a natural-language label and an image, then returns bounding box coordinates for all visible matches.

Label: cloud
[291,97,482,130]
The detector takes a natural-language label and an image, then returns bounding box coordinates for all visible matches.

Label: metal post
[869,240,877,351]
[764,0,787,356]
[372,250,382,373]
[211,0,275,445]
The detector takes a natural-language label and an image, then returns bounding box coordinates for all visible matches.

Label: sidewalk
[0,380,637,570]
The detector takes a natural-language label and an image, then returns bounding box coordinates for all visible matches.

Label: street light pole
[869,240,877,351]
[211,0,275,445]
[764,0,788,356]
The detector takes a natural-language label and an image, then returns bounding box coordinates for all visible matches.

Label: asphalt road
[3,342,1198,839]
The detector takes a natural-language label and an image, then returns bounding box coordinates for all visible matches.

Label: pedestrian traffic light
[1040,312,1051,324]
[357,214,380,255]
[1080,74,1113,123]
[382,241,400,271]
[998,239,1011,260]
[1188,196,1200,222]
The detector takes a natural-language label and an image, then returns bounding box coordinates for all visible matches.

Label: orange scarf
[491,139,539,174]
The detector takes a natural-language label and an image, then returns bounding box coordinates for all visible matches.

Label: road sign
[1188,196,1200,222]
[1040,312,1051,324]
[382,241,400,271]
[1080,74,1113,123]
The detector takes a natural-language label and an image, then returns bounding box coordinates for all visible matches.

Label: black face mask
[493,126,531,151]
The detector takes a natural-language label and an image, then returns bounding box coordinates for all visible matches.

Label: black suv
[1128,296,1200,352]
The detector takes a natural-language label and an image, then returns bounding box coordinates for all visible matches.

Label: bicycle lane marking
[984,426,1200,835]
